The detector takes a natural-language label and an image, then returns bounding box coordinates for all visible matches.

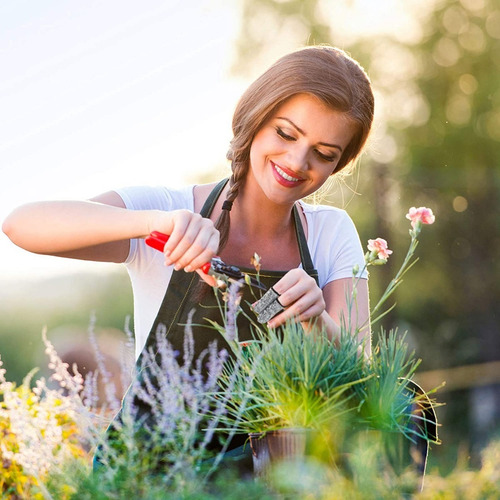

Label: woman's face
[248,93,355,206]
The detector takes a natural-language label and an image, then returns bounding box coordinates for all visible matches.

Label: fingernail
[174,263,181,271]
[184,266,192,273]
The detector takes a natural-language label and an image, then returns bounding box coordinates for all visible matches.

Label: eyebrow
[275,116,344,152]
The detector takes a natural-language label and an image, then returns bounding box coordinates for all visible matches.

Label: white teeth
[275,164,300,182]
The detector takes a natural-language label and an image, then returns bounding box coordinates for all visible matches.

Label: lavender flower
[88,312,121,412]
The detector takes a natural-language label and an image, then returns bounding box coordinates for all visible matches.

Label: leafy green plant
[209,207,440,468]
[215,319,369,434]
[358,330,422,436]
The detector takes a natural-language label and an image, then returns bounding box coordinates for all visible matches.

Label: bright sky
[1,0,246,279]
[0,0,428,281]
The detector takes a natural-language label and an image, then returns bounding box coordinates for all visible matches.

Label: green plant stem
[369,234,420,326]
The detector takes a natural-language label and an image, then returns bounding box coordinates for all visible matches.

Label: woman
[3,45,374,463]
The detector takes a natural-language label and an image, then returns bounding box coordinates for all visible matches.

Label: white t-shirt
[116,184,368,359]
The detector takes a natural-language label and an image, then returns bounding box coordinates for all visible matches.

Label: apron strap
[293,204,319,286]
[200,178,229,217]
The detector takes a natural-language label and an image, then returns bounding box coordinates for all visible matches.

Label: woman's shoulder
[299,201,366,285]
[193,182,221,213]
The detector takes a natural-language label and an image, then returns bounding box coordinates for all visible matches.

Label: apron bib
[141,178,318,363]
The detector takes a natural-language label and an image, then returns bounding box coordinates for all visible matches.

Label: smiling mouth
[272,162,303,183]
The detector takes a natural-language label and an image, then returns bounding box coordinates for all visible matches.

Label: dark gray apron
[95,179,318,471]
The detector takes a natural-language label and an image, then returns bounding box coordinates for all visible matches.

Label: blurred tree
[231,0,500,463]
[364,0,500,364]
[372,0,500,457]
[232,0,333,76]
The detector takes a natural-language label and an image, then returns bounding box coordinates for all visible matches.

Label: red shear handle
[145,231,169,252]
[145,231,212,274]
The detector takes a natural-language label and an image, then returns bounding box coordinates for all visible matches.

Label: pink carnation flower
[406,207,435,229]
[367,238,393,260]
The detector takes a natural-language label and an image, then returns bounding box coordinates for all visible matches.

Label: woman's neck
[220,182,300,270]
[230,181,295,238]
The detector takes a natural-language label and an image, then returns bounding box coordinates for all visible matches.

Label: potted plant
[211,207,440,480]
[216,321,370,475]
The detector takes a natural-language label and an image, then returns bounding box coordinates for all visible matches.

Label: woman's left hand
[266,268,325,329]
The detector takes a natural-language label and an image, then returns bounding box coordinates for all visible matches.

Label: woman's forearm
[2,200,159,255]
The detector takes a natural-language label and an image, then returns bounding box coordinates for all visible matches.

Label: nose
[285,144,309,172]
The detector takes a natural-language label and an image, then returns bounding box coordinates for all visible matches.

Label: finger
[272,269,302,296]
[196,268,217,287]
[267,280,325,327]
[165,213,204,264]
[275,275,318,308]
[268,294,322,328]
[162,211,192,261]
[182,232,220,272]
[266,308,298,329]
[168,219,218,269]
[170,227,211,269]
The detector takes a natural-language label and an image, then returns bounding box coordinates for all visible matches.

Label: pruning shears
[145,231,266,290]
[145,231,284,323]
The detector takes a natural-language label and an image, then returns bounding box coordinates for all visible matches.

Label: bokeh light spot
[453,196,468,212]
[458,74,478,95]
[443,5,469,35]
[486,11,500,39]
[373,134,398,164]
[458,24,487,53]
[446,94,471,125]
[433,37,461,67]
[459,0,486,13]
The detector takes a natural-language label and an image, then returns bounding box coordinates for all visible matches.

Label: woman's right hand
[150,209,219,274]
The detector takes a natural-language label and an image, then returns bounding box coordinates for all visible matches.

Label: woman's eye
[276,127,295,141]
[316,150,337,163]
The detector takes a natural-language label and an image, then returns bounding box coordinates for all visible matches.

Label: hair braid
[215,160,247,253]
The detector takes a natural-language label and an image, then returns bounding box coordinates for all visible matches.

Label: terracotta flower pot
[249,428,308,476]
